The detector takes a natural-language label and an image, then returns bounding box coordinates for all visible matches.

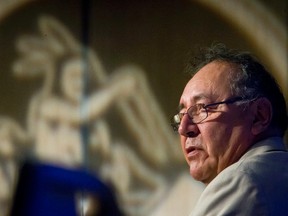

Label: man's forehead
[179,62,234,107]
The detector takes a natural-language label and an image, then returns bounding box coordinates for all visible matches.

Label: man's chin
[189,164,203,181]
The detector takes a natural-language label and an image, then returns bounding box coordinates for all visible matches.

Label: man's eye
[199,108,207,112]
[206,104,219,110]
[194,105,205,113]
[196,106,205,111]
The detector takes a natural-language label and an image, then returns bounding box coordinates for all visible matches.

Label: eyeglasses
[171,97,244,132]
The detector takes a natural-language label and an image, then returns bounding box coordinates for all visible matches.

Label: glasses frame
[171,97,244,132]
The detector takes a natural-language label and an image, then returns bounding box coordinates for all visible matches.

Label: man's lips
[185,146,203,159]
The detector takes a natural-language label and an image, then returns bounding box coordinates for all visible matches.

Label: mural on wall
[0,15,204,216]
[0,0,286,215]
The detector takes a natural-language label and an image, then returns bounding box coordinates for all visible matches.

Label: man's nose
[178,114,199,137]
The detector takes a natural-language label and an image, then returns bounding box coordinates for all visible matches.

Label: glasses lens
[173,114,181,124]
[187,104,208,123]
[171,114,181,131]
[171,123,179,132]
[171,104,209,131]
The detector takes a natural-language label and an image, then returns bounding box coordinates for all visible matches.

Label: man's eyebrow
[194,94,210,101]
[178,94,210,111]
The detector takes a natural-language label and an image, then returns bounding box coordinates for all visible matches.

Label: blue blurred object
[10,161,122,216]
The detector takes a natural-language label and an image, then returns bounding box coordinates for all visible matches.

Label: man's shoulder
[190,138,288,216]
[208,137,288,206]
[233,137,287,173]
[206,137,288,197]
[219,138,288,185]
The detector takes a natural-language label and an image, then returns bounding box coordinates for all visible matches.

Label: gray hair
[186,43,287,135]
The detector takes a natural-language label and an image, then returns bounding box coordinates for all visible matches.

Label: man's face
[178,61,254,184]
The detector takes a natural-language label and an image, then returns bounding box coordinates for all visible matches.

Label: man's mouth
[185,146,202,159]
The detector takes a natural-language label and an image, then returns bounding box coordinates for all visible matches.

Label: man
[171,43,288,215]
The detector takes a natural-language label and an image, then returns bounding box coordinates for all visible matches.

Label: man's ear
[251,97,273,135]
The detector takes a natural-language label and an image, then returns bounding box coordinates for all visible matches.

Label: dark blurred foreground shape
[10,161,122,216]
